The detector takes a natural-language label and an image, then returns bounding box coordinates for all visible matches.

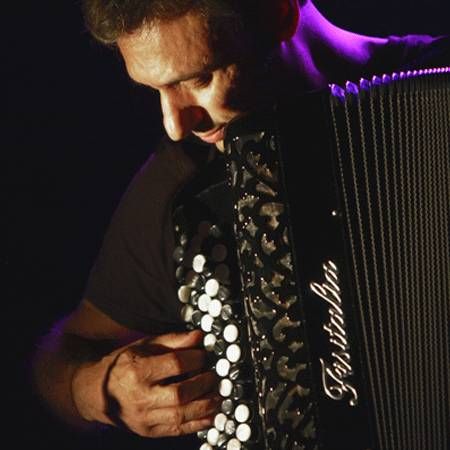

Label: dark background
[4,1,449,448]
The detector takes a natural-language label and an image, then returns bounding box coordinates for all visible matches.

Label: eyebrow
[129,62,219,91]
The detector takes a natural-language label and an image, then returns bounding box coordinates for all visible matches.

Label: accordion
[173,67,450,450]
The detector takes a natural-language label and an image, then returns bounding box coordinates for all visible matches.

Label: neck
[276,2,388,90]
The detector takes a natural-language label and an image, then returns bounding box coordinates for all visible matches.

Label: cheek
[196,73,241,118]
[217,65,257,113]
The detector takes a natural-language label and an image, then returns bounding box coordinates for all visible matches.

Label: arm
[32,299,219,437]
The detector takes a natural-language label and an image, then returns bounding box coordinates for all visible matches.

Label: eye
[192,72,213,88]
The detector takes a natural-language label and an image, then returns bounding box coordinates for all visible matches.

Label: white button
[203,333,217,351]
[200,443,213,450]
[216,358,231,377]
[208,299,222,318]
[205,278,220,297]
[177,285,191,303]
[214,412,227,432]
[206,427,220,446]
[227,438,242,450]
[180,304,194,322]
[226,344,241,363]
[201,314,213,332]
[198,294,211,312]
[234,404,250,423]
[185,270,198,287]
[193,254,207,273]
[236,423,252,442]
[224,419,236,435]
[219,378,233,397]
[223,324,239,343]
[217,286,231,301]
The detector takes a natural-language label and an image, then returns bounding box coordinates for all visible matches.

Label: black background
[4,1,449,449]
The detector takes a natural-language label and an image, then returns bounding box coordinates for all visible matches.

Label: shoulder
[126,137,208,202]
[112,136,213,231]
[368,33,449,76]
[399,34,450,69]
[83,137,215,334]
[385,33,449,70]
[93,136,215,282]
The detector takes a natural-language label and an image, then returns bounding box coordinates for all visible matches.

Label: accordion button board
[173,67,449,450]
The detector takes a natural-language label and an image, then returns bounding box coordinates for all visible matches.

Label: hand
[72,330,220,437]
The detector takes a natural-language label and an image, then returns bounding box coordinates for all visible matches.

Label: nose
[160,90,206,141]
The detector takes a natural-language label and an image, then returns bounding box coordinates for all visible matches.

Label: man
[32,0,448,446]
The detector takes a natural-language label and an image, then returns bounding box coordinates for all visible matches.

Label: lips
[193,126,225,144]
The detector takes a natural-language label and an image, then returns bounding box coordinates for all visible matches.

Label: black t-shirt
[84,137,221,333]
[84,33,450,334]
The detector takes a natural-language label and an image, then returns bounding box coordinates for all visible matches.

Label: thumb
[149,329,204,350]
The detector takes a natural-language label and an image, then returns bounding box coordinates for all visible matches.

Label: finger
[123,330,203,358]
[180,394,221,423]
[146,393,220,430]
[146,415,215,437]
[149,330,204,350]
[145,348,207,382]
[148,370,218,408]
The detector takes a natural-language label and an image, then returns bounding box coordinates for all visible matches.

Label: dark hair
[81,0,306,46]
[82,0,261,45]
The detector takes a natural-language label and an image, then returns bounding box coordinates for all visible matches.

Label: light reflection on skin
[117,2,390,152]
[118,12,252,152]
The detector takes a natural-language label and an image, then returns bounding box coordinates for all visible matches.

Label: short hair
[82,0,305,46]
[83,1,254,45]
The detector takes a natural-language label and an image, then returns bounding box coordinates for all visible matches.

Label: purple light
[359,78,371,90]
[330,83,346,100]
[331,66,449,101]
[371,75,382,86]
[381,74,391,84]
[345,81,359,95]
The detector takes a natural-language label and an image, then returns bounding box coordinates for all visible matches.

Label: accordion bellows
[174,67,449,450]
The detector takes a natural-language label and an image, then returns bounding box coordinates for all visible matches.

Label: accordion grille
[329,71,450,450]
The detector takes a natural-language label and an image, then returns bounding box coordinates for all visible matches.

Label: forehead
[117,12,215,88]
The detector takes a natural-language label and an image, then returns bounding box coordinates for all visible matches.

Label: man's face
[118,11,255,151]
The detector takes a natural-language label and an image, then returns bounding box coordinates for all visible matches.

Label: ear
[267,0,300,43]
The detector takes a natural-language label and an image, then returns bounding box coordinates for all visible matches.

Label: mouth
[193,126,225,144]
